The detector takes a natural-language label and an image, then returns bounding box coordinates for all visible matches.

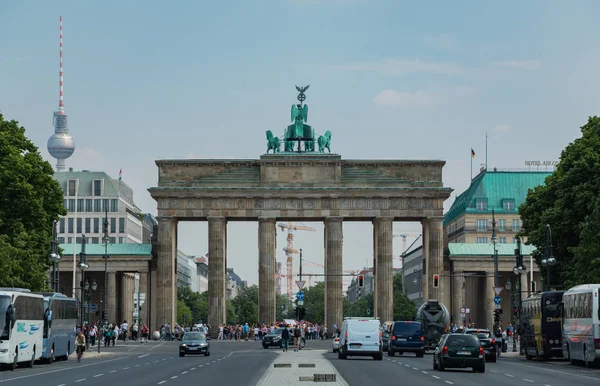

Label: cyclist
[75,331,86,362]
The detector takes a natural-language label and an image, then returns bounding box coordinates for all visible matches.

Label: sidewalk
[500,342,521,358]
[256,349,349,386]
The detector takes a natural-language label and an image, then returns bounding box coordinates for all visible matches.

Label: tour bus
[520,290,565,360]
[561,284,600,367]
[34,292,77,363]
[0,288,44,370]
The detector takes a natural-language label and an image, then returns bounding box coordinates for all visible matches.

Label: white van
[337,317,382,360]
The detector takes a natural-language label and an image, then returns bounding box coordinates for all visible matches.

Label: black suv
[262,327,306,349]
[456,328,496,362]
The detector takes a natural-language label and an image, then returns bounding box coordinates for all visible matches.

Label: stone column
[208,216,227,338]
[156,217,177,329]
[106,271,116,323]
[372,224,378,318]
[258,217,276,326]
[374,217,394,322]
[420,219,429,301]
[139,271,149,327]
[324,217,343,336]
[427,218,444,302]
[486,273,495,331]
[452,271,464,324]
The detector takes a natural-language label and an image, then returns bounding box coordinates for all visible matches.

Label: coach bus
[34,292,77,363]
[561,284,600,367]
[520,290,565,360]
[0,288,44,370]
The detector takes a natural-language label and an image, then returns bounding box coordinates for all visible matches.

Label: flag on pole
[118,169,122,181]
[471,148,475,158]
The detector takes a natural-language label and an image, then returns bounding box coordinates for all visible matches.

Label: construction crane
[276,262,284,296]
[278,222,316,300]
[393,232,422,256]
[303,260,359,287]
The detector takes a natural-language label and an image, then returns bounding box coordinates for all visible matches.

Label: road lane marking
[158,382,166,385]
[171,375,178,379]
[134,364,141,367]
[422,371,428,374]
[149,342,165,351]
[432,375,441,379]
[523,379,534,383]
[128,347,136,351]
[154,360,160,363]
[123,367,130,370]
[138,353,150,358]
[75,380,86,383]
[503,362,600,381]
[445,382,454,385]
[505,374,514,377]
[181,371,188,374]
[145,362,151,365]
[57,384,66,386]
[191,367,196,370]
[109,370,117,373]
[412,367,418,370]
[490,370,497,373]
[405,364,410,367]
[93,374,104,377]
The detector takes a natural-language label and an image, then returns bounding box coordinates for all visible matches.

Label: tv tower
[47,16,75,172]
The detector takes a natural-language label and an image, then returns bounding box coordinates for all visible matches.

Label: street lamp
[413,268,422,307]
[541,224,556,291]
[78,235,89,328]
[100,210,110,354]
[513,236,527,355]
[505,279,518,352]
[491,209,500,332]
[49,220,61,292]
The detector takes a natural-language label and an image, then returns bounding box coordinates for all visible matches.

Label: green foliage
[177,286,235,325]
[177,299,192,325]
[276,294,293,321]
[231,285,259,325]
[0,114,66,290]
[392,273,416,321]
[344,293,373,317]
[519,116,600,287]
[302,282,325,322]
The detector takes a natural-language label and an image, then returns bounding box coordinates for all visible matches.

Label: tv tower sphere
[47,130,75,159]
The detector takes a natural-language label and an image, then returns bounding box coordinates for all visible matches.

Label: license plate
[397,338,407,341]
[350,344,361,349]
[457,351,470,355]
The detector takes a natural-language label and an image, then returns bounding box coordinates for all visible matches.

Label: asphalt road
[0,339,597,385]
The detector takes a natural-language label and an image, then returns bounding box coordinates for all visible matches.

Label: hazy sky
[1,1,598,288]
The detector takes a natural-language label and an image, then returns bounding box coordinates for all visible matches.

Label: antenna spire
[59,16,64,113]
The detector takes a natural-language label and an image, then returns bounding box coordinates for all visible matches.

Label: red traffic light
[358,275,365,288]
[433,274,440,288]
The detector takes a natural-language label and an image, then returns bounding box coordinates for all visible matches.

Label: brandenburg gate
[149,86,452,336]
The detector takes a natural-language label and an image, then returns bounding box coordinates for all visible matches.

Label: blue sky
[1,0,599,287]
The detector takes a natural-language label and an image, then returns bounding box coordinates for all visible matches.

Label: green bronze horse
[266,130,280,153]
[318,130,331,153]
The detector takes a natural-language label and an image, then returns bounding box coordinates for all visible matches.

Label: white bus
[561,284,600,367]
[0,288,44,370]
[35,292,77,363]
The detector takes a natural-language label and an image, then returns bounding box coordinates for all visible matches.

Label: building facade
[195,256,209,293]
[402,246,424,308]
[54,169,150,245]
[346,268,402,304]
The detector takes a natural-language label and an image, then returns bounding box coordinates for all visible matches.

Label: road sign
[494,296,502,305]
[465,308,470,314]
[296,291,305,301]
[493,287,503,296]
[297,300,304,306]
[460,313,466,318]
[84,303,98,313]
[296,280,305,290]
[495,303,502,310]
[460,307,466,314]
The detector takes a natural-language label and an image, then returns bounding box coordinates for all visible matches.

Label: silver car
[179,332,210,357]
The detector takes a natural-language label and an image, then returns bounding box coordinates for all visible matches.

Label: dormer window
[68,179,77,196]
[93,179,103,196]
[503,199,515,211]
[476,199,487,211]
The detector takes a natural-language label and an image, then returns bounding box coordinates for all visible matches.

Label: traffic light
[493,309,503,324]
[433,274,440,288]
[102,310,107,321]
[298,307,306,320]
[358,275,364,288]
[513,307,518,316]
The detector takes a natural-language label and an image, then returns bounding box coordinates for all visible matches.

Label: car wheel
[433,357,438,370]
[387,349,394,357]
[179,353,185,357]
[205,351,210,357]
[491,354,497,363]
[416,351,424,358]
[263,344,269,349]
[438,359,445,371]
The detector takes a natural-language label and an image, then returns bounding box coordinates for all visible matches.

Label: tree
[392,273,416,321]
[302,282,325,322]
[276,294,293,321]
[520,116,600,287]
[0,114,66,290]
[231,285,259,325]
[177,299,192,325]
[344,293,373,317]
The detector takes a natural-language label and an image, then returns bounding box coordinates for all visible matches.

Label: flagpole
[485,132,488,170]
[470,150,473,181]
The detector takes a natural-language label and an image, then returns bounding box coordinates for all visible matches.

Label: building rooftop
[448,243,536,256]
[444,169,552,225]
[54,170,139,209]
[59,243,152,256]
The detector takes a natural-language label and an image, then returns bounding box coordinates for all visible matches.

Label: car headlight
[273,336,280,340]
[181,344,187,347]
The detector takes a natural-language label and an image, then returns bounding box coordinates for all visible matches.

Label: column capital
[324,216,343,222]
[372,216,394,223]
[258,216,277,222]
[426,216,445,223]
[207,216,227,222]
[156,216,177,223]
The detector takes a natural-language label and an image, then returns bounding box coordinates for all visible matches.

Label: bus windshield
[544,295,562,319]
[0,296,11,340]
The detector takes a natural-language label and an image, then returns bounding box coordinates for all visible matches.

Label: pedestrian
[281,325,290,352]
[293,325,301,352]
[218,324,224,340]
[75,331,86,362]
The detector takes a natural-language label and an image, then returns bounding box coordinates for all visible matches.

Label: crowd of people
[213,322,329,341]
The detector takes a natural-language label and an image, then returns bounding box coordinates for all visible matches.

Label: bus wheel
[11,349,18,371]
[48,345,54,364]
[26,348,35,368]
[583,346,590,368]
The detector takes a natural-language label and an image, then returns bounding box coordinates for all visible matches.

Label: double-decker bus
[561,284,600,367]
[520,290,565,360]
[0,288,44,370]
[34,292,77,363]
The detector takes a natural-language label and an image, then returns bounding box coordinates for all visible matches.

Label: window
[531,281,536,293]
[476,219,488,231]
[77,199,84,212]
[498,219,506,231]
[118,237,125,244]
[85,199,93,212]
[93,180,102,196]
[85,218,91,233]
[14,295,44,321]
[477,237,488,243]
[59,218,65,233]
[512,219,521,231]
[119,218,125,233]
[68,180,77,196]
[476,200,487,211]
[75,237,83,244]
[67,237,72,244]
[103,199,110,213]
[109,237,116,244]
[111,218,116,233]
[68,218,74,233]
[91,237,99,244]
[94,199,101,212]
[512,237,518,243]
[111,199,118,212]
[499,237,507,243]
[503,200,515,211]
[94,218,100,233]
[58,237,65,243]
[76,218,82,233]
[68,199,75,213]
[63,199,67,210]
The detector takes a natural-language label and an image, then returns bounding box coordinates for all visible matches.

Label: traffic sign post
[493,287,503,296]
[493,296,502,305]
[460,307,466,314]
[298,300,304,306]
[296,281,305,290]
[495,303,502,310]
[296,291,305,301]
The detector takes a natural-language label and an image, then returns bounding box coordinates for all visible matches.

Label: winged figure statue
[295,85,310,93]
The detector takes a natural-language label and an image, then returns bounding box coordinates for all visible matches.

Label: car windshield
[183,333,206,341]
[466,331,490,339]
[274,328,290,335]
[394,322,422,335]
[446,335,479,346]
[0,296,11,340]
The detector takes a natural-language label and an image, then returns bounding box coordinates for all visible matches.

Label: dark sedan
[433,333,485,373]
[179,332,210,357]
[262,328,306,349]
